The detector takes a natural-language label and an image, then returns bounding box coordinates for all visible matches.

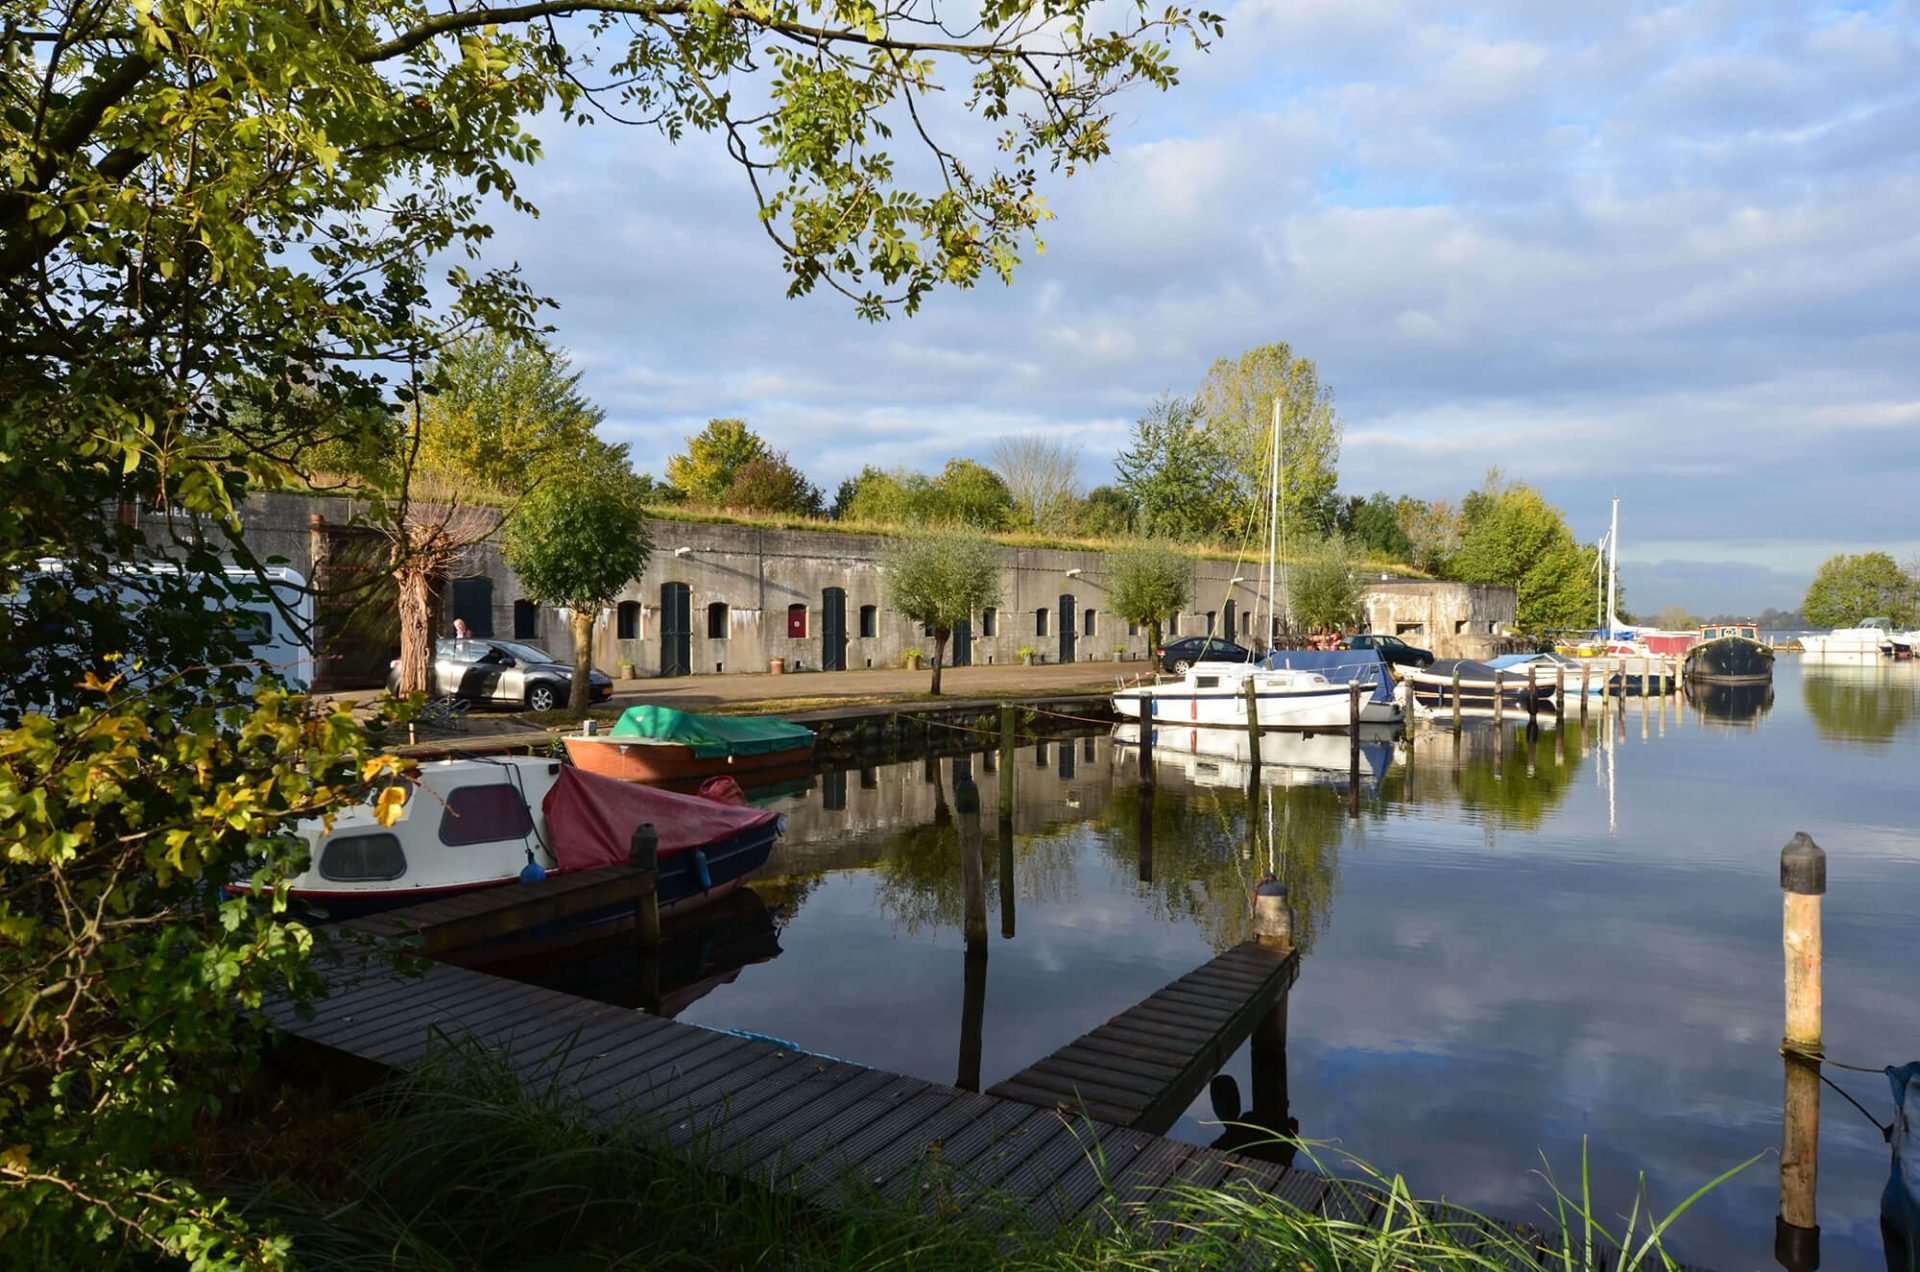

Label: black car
[386,637,613,711]
[1338,632,1435,669]
[1155,635,1253,674]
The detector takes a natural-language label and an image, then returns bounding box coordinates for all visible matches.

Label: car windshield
[489,640,555,664]
[1380,636,1406,650]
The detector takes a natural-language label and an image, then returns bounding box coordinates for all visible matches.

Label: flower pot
[1021,654,1035,666]
[617,661,636,679]
[768,657,786,675]
[906,655,924,671]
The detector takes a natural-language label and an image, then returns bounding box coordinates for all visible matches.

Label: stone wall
[147,493,1517,684]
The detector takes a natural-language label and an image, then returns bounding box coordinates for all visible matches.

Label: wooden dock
[989,941,1298,1133]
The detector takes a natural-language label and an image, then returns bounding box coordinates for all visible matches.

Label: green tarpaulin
[607,704,814,759]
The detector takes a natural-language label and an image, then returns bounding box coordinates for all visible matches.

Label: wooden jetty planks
[987,940,1299,1134]
[339,865,659,956]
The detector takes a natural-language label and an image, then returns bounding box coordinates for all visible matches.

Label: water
[527,657,1920,1269]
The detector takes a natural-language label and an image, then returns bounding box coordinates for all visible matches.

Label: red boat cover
[542,766,779,872]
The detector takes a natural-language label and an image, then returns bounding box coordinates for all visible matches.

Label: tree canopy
[1288,535,1361,633]
[1114,395,1237,542]
[1198,342,1343,539]
[882,530,1002,693]
[1105,539,1192,649]
[667,420,772,505]
[990,436,1084,533]
[1445,472,1596,631]
[839,461,1013,530]
[503,472,654,714]
[724,453,824,516]
[1802,552,1918,628]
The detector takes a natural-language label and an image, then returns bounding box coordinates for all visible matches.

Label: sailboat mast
[1265,398,1282,644]
[1606,497,1619,635]
[1272,399,1288,637]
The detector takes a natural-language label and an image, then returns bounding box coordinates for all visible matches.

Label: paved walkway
[331,659,1144,715]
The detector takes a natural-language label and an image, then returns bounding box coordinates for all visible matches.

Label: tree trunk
[570,607,595,719]
[395,565,433,694]
[1148,619,1162,655]
[931,631,948,696]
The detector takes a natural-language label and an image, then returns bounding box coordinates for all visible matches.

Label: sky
[478,0,1920,616]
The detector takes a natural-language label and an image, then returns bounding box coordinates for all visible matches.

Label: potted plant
[904,646,925,670]
[617,658,636,679]
[1016,645,1039,666]
[1112,645,1127,662]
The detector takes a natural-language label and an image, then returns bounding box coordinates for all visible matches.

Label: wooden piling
[1527,664,1538,725]
[998,704,1016,938]
[628,823,662,948]
[1347,681,1363,818]
[1244,678,1262,775]
[1493,674,1505,728]
[1777,832,1825,1271]
[1554,666,1565,721]
[1451,665,1463,732]
[1580,663,1590,719]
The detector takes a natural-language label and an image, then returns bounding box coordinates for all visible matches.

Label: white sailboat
[1112,399,1383,732]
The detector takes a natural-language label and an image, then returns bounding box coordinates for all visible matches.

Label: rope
[1780,1043,1896,1141]
[1023,704,1123,728]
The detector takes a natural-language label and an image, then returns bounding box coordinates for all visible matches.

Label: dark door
[450,578,495,637]
[951,617,972,667]
[1058,595,1076,663]
[821,587,847,671]
[660,582,691,677]
[1222,599,1236,644]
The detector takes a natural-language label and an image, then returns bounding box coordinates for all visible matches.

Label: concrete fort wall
[145,493,1516,684]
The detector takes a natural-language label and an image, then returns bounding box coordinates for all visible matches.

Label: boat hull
[1683,636,1775,684]
[564,735,814,784]
[1405,661,1559,711]
[1112,684,1364,730]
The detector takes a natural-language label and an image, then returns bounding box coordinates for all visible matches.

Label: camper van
[2,562,314,720]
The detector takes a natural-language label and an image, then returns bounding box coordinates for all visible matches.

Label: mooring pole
[1244,678,1262,776]
[957,772,989,1091]
[1580,663,1591,719]
[1777,833,1825,1272]
[998,704,1016,938]
[1554,666,1565,722]
[1347,681,1363,818]
[629,822,662,1015]
[1526,664,1538,726]
[1451,665,1463,733]
[1253,875,1293,952]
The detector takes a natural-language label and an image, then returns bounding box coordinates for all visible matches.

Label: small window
[787,603,807,639]
[1195,675,1219,688]
[1168,614,1180,637]
[1240,612,1250,636]
[1035,608,1049,637]
[981,607,996,637]
[1083,608,1096,637]
[707,602,729,639]
[1128,620,1138,637]
[513,599,538,639]
[439,783,535,847]
[616,601,641,640]
[859,604,877,638]
[1206,611,1217,635]
[319,833,407,882]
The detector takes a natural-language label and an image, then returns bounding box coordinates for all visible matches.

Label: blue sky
[481,0,1920,614]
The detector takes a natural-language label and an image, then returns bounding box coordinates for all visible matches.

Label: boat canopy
[607,704,814,758]
[542,766,779,872]
[1258,648,1395,704]
[1860,616,1894,631]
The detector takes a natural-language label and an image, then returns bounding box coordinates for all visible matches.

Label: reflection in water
[1800,660,1919,745]
[1692,679,1774,727]
[495,660,1917,1271]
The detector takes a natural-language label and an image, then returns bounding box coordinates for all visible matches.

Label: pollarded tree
[1289,535,1361,635]
[503,474,654,716]
[1106,539,1192,651]
[1803,552,1918,628]
[883,530,1002,695]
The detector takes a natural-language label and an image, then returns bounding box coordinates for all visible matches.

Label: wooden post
[1641,666,1651,697]
[1253,875,1292,951]
[958,777,987,953]
[1347,681,1363,818]
[1493,672,1505,728]
[628,823,661,949]
[1580,663,1590,720]
[1451,665,1463,733]
[1526,664,1538,725]
[1777,832,1825,1272]
[1554,666,1565,721]
[1244,678,1262,775]
[998,703,1017,938]
[1249,993,1293,1162]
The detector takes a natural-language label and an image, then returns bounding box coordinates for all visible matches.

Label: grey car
[386,638,613,711]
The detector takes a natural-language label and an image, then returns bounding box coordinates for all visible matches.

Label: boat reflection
[1800,660,1918,746]
[1111,721,1400,792]
[1691,679,1775,727]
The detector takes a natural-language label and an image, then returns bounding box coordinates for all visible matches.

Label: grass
[230,1042,1753,1271]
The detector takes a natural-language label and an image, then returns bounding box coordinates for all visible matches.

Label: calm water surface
[529,657,1920,1270]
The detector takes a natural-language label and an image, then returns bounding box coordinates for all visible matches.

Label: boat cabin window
[439,783,535,847]
[1194,675,1219,688]
[319,833,407,882]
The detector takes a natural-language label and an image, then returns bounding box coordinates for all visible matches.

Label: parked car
[1338,632,1435,669]
[386,638,613,711]
[1155,636,1253,674]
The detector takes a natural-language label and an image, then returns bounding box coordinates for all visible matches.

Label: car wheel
[525,683,559,712]
[1172,658,1193,675]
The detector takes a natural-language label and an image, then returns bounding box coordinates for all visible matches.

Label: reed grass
[233,1042,1752,1270]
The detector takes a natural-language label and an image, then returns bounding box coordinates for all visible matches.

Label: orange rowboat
[562,704,815,785]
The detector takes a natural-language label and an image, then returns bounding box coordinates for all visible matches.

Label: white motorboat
[1112,721,1398,789]
[1112,661,1368,731]
[1802,617,1898,658]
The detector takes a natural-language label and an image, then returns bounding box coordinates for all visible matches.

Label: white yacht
[1112,661,1367,731]
[1802,618,1897,659]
